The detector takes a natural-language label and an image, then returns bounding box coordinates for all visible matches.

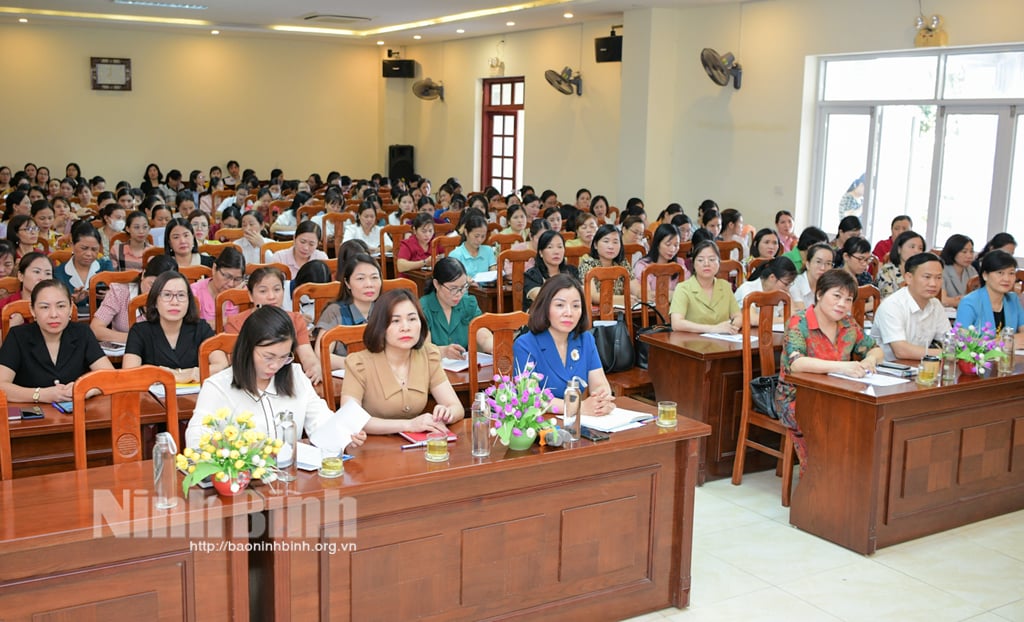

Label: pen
[401,441,427,450]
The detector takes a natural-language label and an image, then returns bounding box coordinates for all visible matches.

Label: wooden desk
[787,365,1024,554]
[404,268,431,297]
[0,460,256,620]
[639,331,782,483]
[254,397,710,620]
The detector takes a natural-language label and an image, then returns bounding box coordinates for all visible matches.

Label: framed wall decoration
[91,57,132,91]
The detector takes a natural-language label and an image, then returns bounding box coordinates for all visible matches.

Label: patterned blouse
[774,306,876,431]
[577,254,633,295]
[876,262,903,298]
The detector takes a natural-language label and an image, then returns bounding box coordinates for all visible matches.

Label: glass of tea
[424,432,450,462]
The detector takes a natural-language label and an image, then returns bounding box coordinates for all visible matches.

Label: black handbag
[591,319,635,374]
[749,375,780,419]
[633,303,671,370]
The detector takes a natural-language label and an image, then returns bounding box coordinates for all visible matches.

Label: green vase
[507,432,535,451]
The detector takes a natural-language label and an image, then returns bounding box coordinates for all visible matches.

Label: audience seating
[296,205,321,223]
[50,249,73,265]
[430,235,461,268]
[717,240,743,261]
[583,266,652,397]
[717,259,744,291]
[639,263,684,327]
[380,224,411,276]
[487,233,521,254]
[292,282,340,322]
[467,311,527,397]
[199,242,241,259]
[852,284,880,327]
[199,333,237,382]
[215,228,244,243]
[215,289,253,333]
[0,388,9,480]
[128,293,148,327]
[178,265,212,283]
[141,247,165,267]
[564,245,589,267]
[1,300,32,340]
[322,213,352,257]
[88,270,140,322]
[497,249,533,313]
[381,278,417,295]
[260,240,291,262]
[624,243,645,260]
[319,324,367,409]
[0,276,20,297]
[966,275,980,294]
[746,256,770,277]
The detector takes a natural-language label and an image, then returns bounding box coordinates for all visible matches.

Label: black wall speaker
[388,144,415,182]
[382,59,415,78]
[595,35,622,63]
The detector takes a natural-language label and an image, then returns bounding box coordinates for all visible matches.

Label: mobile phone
[99,341,125,350]
[54,401,73,414]
[20,407,45,420]
[580,427,610,442]
[878,362,912,371]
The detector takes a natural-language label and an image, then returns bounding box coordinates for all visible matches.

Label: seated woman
[341,289,464,435]
[92,255,177,343]
[315,253,382,370]
[237,210,270,267]
[956,250,1024,349]
[189,211,213,246]
[775,269,883,466]
[838,236,874,287]
[6,214,44,260]
[500,204,528,240]
[972,232,1016,274]
[790,243,835,310]
[111,211,153,271]
[269,220,327,277]
[633,223,689,301]
[292,259,333,326]
[567,211,597,249]
[734,256,797,325]
[669,240,740,334]
[270,191,314,235]
[543,206,562,232]
[0,252,53,327]
[876,229,925,298]
[448,211,496,280]
[0,279,114,403]
[831,215,863,258]
[190,246,245,329]
[343,202,389,255]
[124,271,228,384]
[186,305,366,451]
[387,191,416,227]
[420,257,493,359]
[54,221,114,317]
[523,231,578,311]
[577,224,640,308]
[939,234,977,307]
[97,203,127,258]
[512,274,615,416]
[395,213,435,276]
[165,217,214,268]
[747,228,782,266]
[224,266,321,384]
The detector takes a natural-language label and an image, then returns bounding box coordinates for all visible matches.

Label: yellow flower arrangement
[176,407,281,495]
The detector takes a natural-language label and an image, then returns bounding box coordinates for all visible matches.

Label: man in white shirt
[870,252,950,360]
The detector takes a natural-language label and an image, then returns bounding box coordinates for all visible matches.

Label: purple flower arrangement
[951,323,1008,375]
[484,360,556,446]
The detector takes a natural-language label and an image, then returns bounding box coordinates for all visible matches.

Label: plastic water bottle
[941,331,957,385]
[154,432,178,509]
[471,392,491,458]
[277,411,298,482]
[563,378,582,442]
[999,328,1015,376]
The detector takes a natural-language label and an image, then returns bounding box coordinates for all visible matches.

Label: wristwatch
[33,387,41,403]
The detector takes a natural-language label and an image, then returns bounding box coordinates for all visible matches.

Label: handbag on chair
[633,303,671,370]
[591,316,635,374]
[749,375,780,419]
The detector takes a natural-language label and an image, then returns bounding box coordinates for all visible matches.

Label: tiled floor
[624,470,1024,622]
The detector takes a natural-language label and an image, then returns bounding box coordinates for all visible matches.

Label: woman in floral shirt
[876,230,925,299]
[775,269,884,466]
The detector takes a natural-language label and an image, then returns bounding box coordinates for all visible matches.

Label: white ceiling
[4,0,739,45]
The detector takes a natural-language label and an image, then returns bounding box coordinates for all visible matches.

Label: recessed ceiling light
[0,6,210,26]
[506,21,515,26]
[413,35,421,40]
[376,40,385,45]
[18,17,27,22]
[563,12,573,18]
[112,0,207,9]
[456,28,465,33]
[210,29,219,35]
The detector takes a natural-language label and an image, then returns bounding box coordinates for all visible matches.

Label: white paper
[296,443,321,471]
[593,320,617,327]
[331,368,345,379]
[309,399,372,451]
[827,372,910,386]
[102,345,126,357]
[149,383,202,398]
[441,352,493,372]
[581,408,655,433]
[700,332,756,344]
[1016,349,1024,356]
[944,307,957,319]
[474,270,498,284]
[772,322,785,333]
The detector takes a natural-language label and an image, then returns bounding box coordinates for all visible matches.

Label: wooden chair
[561,231,576,241]
[1,300,31,340]
[215,227,244,243]
[717,259,744,291]
[72,366,178,470]
[292,282,340,322]
[0,276,20,298]
[261,240,292,263]
[268,200,291,222]
[215,288,253,333]
[110,231,129,247]
[488,233,522,254]
[430,235,461,267]
[200,242,241,259]
[966,275,981,294]
[211,189,235,212]
[179,265,212,283]
[583,266,651,397]
[49,249,73,265]
[678,241,693,261]
[732,290,796,507]
[381,224,411,275]
[624,243,646,261]
[0,388,10,480]
[381,278,417,295]
[497,249,533,313]
[746,256,770,278]
[866,255,880,280]
[323,257,339,279]
[438,210,460,224]
[639,263,684,327]
[323,212,352,255]
[141,246,165,267]
[297,204,322,223]
[467,312,528,397]
[88,270,140,322]
[199,333,237,382]
[486,222,502,235]
[852,284,880,327]
[564,245,589,267]
[717,240,743,261]
[319,324,367,409]
[434,223,455,237]
[246,262,292,279]
[128,293,148,327]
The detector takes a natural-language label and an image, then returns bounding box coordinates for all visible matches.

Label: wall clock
[91,57,132,91]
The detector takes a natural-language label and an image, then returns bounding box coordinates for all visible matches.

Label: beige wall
[0,22,381,184]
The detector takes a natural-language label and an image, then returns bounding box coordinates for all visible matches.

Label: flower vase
[212,471,251,497]
[507,432,536,451]
[957,360,990,378]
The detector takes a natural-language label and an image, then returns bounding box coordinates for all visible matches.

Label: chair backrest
[141,246,165,267]
[467,311,529,397]
[297,204,321,224]
[381,224,411,274]
[381,278,417,295]
[179,265,212,283]
[966,275,981,294]
[89,270,140,322]
[430,236,461,267]
[488,233,522,254]
[564,245,589,267]
[261,240,292,263]
[561,231,577,241]
[215,288,254,333]
[717,259,744,291]
[741,291,791,414]
[584,265,633,334]
[267,199,291,222]
[215,227,244,243]
[717,240,743,261]
[110,231,129,247]
[245,262,292,279]
[292,281,340,322]
[0,276,19,299]
[128,293,148,327]
[866,254,881,279]
[434,223,455,237]
[323,213,352,256]
[746,256,770,278]
[439,210,460,224]
[497,249,534,313]
[1,300,32,340]
[852,284,881,327]
[211,189,234,210]
[199,333,237,382]
[72,365,178,470]
[319,324,367,409]
[624,243,645,261]
[0,388,10,480]
[199,242,241,259]
[49,249,73,265]
[639,263,684,327]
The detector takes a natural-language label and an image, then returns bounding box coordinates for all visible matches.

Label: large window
[481,77,524,196]
[812,47,1024,251]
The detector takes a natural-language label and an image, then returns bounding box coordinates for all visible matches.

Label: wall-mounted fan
[412,78,444,101]
[700,48,742,90]
[544,67,582,96]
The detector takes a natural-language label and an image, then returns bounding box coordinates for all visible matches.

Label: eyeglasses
[694,257,720,265]
[217,269,245,285]
[850,254,871,263]
[21,225,39,233]
[443,283,470,296]
[259,352,294,367]
[159,291,189,302]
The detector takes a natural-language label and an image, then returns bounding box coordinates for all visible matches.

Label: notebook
[399,430,457,444]
[149,383,202,398]
[580,408,655,433]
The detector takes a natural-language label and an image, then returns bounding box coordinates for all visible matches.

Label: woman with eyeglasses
[420,257,493,360]
[669,240,740,334]
[92,255,177,344]
[6,214,44,260]
[124,271,228,384]
[190,246,246,329]
[734,256,797,326]
[790,243,836,310]
[54,221,114,317]
[839,237,874,287]
[269,220,327,277]
[186,305,367,452]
